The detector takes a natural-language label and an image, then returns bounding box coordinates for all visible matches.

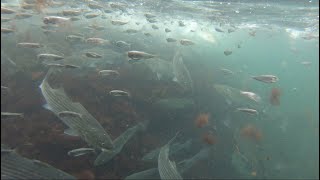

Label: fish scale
[39,69,114,150]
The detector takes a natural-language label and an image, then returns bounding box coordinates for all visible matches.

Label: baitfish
[236,108,258,115]
[1,146,75,179]
[68,148,96,157]
[127,51,156,61]
[109,90,130,97]
[252,75,279,83]
[37,54,64,61]
[1,112,24,118]
[158,133,183,180]
[39,69,114,150]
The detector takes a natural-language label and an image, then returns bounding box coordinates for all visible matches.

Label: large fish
[39,69,114,150]
[94,122,147,166]
[1,146,75,179]
[158,133,183,180]
[172,50,193,93]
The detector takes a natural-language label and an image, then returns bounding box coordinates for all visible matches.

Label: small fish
[43,16,70,25]
[147,18,157,23]
[88,3,104,9]
[86,38,110,45]
[127,51,156,61]
[62,10,82,16]
[111,20,128,25]
[166,38,177,43]
[220,68,234,75]
[252,75,278,83]
[1,7,16,14]
[17,42,42,48]
[115,41,131,49]
[15,13,33,19]
[70,17,81,21]
[215,27,224,32]
[178,21,185,27]
[37,54,64,61]
[58,111,82,118]
[180,39,194,46]
[20,3,36,10]
[240,91,261,102]
[1,28,14,34]
[68,148,95,157]
[144,32,152,37]
[236,108,258,115]
[151,25,159,29]
[228,29,235,33]
[145,13,156,19]
[99,70,120,77]
[165,28,171,33]
[109,90,130,97]
[85,13,100,19]
[1,86,9,91]
[1,112,24,118]
[43,63,66,68]
[88,24,105,31]
[85,52,102,58]
[224,49,232,56]
[1,17,12,22]
[64,64,80,69]
[300,61,312,66]
[65,34,85,42]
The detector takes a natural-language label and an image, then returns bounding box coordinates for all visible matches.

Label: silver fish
[239,91,261,103]
[1,28,15,34]
[68,148,95,157]
[165,28,171,33]
[1,7,16,14]
[236,108,258,115]
[43,16,70,25]
[224,49,232,56]
[17,42,42,48]
[84,13,100,19]
[172,50,193,93]
[1,112,24,118]
[220,68,234,75]
[115,41,131,49]
[65,34,85,42]
[1,146,76,179]
[127,51,156,61]
[109,90,130,97]
[166,38,177,43]
[252,75,279,83]
[62,10,82,16]
[215,27,224,32]
[39,69,114,150]
[111,20,129,25]
[152,25,159,29]
[15,13,33,19]
[158,133,183,180]
[99,70,120,77]
[86,38,110,45]
[37,54,64,61]
[58,111,82,119]
[180,39,194,46]
[85,52,102,58]
[94,122,147,166]
[145,13,156,19]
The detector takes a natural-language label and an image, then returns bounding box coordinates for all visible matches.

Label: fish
[142,140,192,163]
[86,38,110,45]
[39,69,114,150]
[16,42,42,48]
[236,108,258,115]
[300,61,312,66]
[1,86,9,91]
[158,133,183,180]
[1,112,24,118]
[144,33,152,37]
[1,7,16,14]
[145,13,156,19]
[165,28,171,33]
[88,3,104,9]
[68,148,96,157]
[124,29,138,33]
[43,16,70,25]
[62,10,82,16]
[37,54,64,61]
[109,90,130,97]
[94,122,147,166]
[58,111,83,119]
[252,75,279,83]
[178,21,185,27]
[115,41,131,49]
[180,39,194,46]
[172,50,194,93]
[220,68,234,75]
[65,34,85,42]
[1,28,14,34]
[152,25,159,29]
[99,70,120,78]
[224,49,232,56]
[215,27,224,32]
[64,64,80,69]
[84,13,100,19]
[239,91,261,103]
[127,51,156,61]
[1,17,12,22]
[166,38,177,43]
[1,146,76,179]
[111,20,129,25]
[85,52,102,58]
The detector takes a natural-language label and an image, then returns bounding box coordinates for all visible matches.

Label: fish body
[220,68,234,75]
[43,16,70,25]
[236,108,258,115]
[58,111,83,119]
[127,51,156,60]
[99,70,120,77]
[37,54,64,61]
[1,7,16,14]
[1,112,24,118]
[86,38,110,45]
[180,39,194,46]
[85,52,102,58]
[111,20,128,25]
[1,28,14,34]
[109,90,130,97]
[215,27,224,32]
[17,42,42,48]
[224,49,232,56]
[239,91,261,103]
[62,10,82,16]
[15,13,32,19]
[252,75,278,83]
[68,148,95,157]
[166,38,177,42]
[165,28,171,33]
